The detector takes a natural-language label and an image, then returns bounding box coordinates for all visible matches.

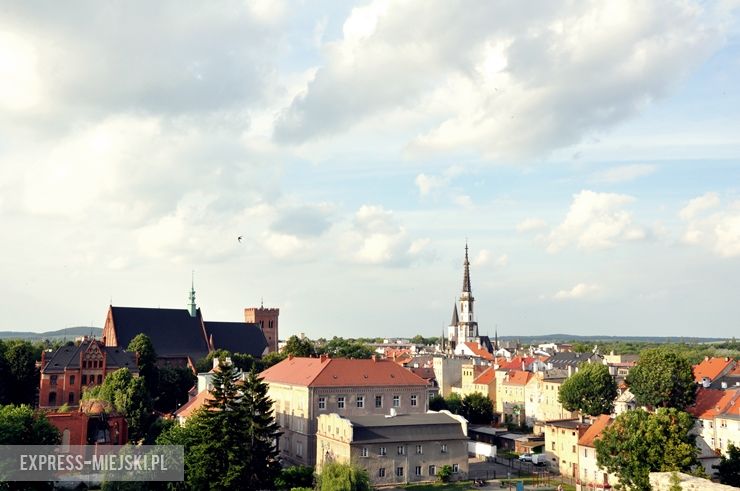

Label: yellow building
[544,419,590,478]
[538,377,578,424]
[576,415,619,491]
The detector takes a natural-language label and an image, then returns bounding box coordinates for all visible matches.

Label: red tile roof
[174,390,213,420]
[497,356,536,370]
[687,388,738,420]
[260,356,429,388]
[694,357,735,382]
[473,367,495,385]
[504,370,532,386]
[578,414,612,447]
[463,342,494,360]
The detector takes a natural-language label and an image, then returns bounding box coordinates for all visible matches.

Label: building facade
[39,338,138,409]
[260,355,431,467]
[544,419,590,478]
[316,412,469,486]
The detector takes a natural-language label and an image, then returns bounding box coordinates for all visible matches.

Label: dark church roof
[203,321,267,358]
[110,306,210,363]
[450,304,459,326]
[43,339,138,374]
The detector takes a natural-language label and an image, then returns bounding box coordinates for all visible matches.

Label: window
[415,466,422,476]
[584,448,588,457]
[397,445,405,455]
[441,444,448,453]
[411,395,418,407]
[572,445,576,453]
[551,442,555,450]
[68,392,74,404]
[452,464,459,473]
[416,445,423,454]
[318,397,326,410]
[82,375,87,385]
[357,396,364,408]
[428,465,436,477]
[379,447,387,456]
[378,468,385,477]
[296,442,303,457]
[97,374,103,384]
[361,447,368,457]
[337,396,345,409]
[393,395,400,407]
[69,375,75,385]
[396,467,404,477]
[48,392,57,406]
[375,395,383,408]
[50,375,58,386]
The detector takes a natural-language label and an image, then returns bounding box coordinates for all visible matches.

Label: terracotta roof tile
[504,370,532,386]
[578,414,612,447]
[174,390,213,420]
[473,367,495,385]
[693,357,735,382]
[687,388,738,420]
[260,356,428,388]
[463,342,494,360]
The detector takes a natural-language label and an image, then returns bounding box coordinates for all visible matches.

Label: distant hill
[496,333,728,344]
[0,326,103,341]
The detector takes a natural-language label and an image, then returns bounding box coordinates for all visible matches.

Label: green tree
[127,333,159,397]
[155,366,195,413]
[461,392,494,424]
[4,341,39,405]
[83,368,153,442]
[715,442,740,487]
[317,462,370,491]
[165,360,282,489]
[558,362,618,416]
[283,335,316,357]
[436,464,453,483]
[274,465,315,490]
[595,408,698,490]
[0,341,9,404]
[429,394,447,411]
[194,349,231,373]
[0,404,60,444]
[260,351,287,369]
[445,393,463,415]
[317,337,374,359]
[626,348,697,409]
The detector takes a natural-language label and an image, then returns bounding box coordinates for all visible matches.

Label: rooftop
[578,414,613,447]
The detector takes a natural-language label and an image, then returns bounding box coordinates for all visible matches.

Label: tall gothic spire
[188,271,197,317]
[462,242,471,293]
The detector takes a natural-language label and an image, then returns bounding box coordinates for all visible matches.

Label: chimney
[705,356,710,361]
[288,354,294,361]
[702,377,711,388]
[41,350,47,367]
[721,381,728,389]
[320,353,328,363]
[372,354,377,363]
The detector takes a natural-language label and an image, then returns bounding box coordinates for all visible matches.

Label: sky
[1,0,740,340]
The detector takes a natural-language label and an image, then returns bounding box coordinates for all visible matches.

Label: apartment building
[576,415,619,491]
[544,419,590,478]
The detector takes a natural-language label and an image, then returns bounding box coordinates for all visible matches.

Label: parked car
[519,453,546,465]
[518,453,533,462]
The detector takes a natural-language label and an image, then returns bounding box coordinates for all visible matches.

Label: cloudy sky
[2,0,740,339]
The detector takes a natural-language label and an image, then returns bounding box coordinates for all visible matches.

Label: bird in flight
[237,236,244,243]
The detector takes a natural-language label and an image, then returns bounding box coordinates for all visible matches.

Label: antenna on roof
[261,297,264,308]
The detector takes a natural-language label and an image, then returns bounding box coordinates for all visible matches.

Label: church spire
[462,242,471,293]
[450,303,459,326]
[188,271,197,317]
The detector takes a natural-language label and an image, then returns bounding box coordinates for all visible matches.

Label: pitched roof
[688,388,739,420]
[173,390,213,420]
[260,356,429,388]
[473,367,495,385]
[497,356,536,370]
[693,357,735,383]
[504,370,532,386]
[578,415,613,447]
[409,367,435,381]
[547,352,602,368]
[109,306,210,362]
[462,342,494,360]
[42,340,138,374]
[203,321,267,358]
[347,412,466,443]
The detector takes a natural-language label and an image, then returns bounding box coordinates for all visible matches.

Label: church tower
[188,272,197,317]
[458,243,478,342]
[447,243,479,347]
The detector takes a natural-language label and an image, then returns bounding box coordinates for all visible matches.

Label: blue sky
[1,0,739,339]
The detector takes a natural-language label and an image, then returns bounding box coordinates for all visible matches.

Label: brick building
[39,338,138,409]
[46,400,128,446]
[260,355,431,466]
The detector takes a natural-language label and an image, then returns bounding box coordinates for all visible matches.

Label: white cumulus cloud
[680,193,740,257]
[547,190,645,253]
[553,283,601,300]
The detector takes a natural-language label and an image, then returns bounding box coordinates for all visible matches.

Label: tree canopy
[0,404,60,445]
[461,392,494,424]
[595,408,698,490]
[0,340,39,405]
[317,337,374,359]
[317,462,370,491]
[83,368,153,442]
[283,335,316,357]
[558,361,617,416]
[127,333,159,397]
[158,360,282,489]
[626,348,697,409]
[715,443,740,487]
